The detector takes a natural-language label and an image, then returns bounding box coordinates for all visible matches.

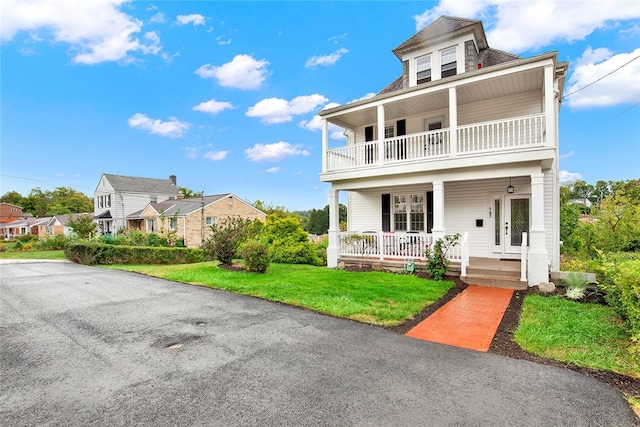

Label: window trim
[440,46,457,78]
[416,53,432,84]
[391,193,426,232]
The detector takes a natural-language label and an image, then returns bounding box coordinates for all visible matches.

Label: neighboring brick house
[93,173,180,235]
[320,16,568,287]
[38,214,91,238]
[127,194,266,247]
[0,203,26,223]
[1,217,49,239]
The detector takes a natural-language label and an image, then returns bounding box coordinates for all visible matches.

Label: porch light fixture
[507,178,515,194]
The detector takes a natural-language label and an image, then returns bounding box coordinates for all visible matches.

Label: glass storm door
[505,196,530,253]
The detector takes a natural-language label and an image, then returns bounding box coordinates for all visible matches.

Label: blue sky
[2,0,639,211]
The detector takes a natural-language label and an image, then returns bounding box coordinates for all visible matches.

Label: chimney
[169,175,177,186]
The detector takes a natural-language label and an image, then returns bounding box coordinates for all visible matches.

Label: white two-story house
[93,173,180,234]
[320,16,568,287]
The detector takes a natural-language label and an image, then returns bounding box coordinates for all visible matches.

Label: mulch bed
[389,275,640,399]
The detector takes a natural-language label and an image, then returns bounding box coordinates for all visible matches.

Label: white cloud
[150,12,165,24]
[305,47,349,68]
[1,0,163,64]
[204,151,228,161]
[298,102,346,139]
[195,54,269,90]
[244,141,310,162]
[246,94,328,124]
[193,99,234,115]
[264,167,280,173]
[564,47,640,108]
[128,113,190,138]
[414,1,640,53]
[216,35,232,45]
[559,170,582,184]
[559,150,575,160]
[184,146,199,159]
[175,14,205,26]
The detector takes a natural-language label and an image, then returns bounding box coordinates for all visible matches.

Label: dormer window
[440,46,457,78]
[416,54,432,84]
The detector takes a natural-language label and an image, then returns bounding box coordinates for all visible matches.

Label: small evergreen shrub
[16,234,38,244]
[241,240,270,273]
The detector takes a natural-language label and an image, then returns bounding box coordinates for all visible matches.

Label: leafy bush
[0,244,6,253]
[16,234,38,243]
[424,233,461,281]
[64,242,207,265]
[127,230,147,246]
[204,216,253,265]
[260,216,321,266]
[67,214,97,238]
[314,237,328,266]
[597,254,640,342]
[35,235,69,250]
[241,240,270,273]
[21,242,33,251]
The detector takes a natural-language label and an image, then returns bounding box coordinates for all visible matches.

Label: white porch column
[528,172,549,286]
[448,87,457,156]
[544,65,555,147]
[431,181,445,242]
[321,118,328,173]
[327,189,340,268]
[377,104,385,166]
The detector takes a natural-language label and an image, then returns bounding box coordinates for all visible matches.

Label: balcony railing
[325,114,545,172]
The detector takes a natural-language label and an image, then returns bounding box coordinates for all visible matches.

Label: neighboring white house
[319,16,568,286]
[93,173,180,234]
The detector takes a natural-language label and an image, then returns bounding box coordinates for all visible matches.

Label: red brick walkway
[405,286,513,352]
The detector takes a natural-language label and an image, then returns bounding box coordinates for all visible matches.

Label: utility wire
[598,101,640,127]
[562,54,640,100]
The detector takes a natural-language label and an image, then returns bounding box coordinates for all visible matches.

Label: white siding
[544,167,557,268]
[458,91,541,126]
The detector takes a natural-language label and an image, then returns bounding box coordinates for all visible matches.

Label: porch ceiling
[326,68,543,129]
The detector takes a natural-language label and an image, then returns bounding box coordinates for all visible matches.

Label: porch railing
[338,231,463,262]
[325,114,545,172]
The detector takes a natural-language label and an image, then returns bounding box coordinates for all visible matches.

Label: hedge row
[65,242,207,265]
[598,254,640,342]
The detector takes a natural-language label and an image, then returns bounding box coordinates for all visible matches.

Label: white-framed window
[416,54,432,84]
[205,216,216,226]
[98,195,104,208]
[146,219,155,232]
[384,125,394,139]
[393,193,425,232]
[440,46,457,78]
[169,218,177,231]
[106,194,111,208]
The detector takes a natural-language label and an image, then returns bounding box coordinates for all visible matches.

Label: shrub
[598,254,640,342]
[67,214,97,238]
[562,272,588,300]
[64,242,207,265]
[0,244,6,252]
[314,237,328,267]
[22,242,33,251]
[424,233,461,281]
[241,240,270,273]
[204,216,253,265]
[35,235,69,250]
[16,234,38,244]
[260,216,320,266]
[127,231,147,246]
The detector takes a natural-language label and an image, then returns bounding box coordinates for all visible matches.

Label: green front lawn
[515,295,639,379]
[0,250,66,260]
[109,262,453,327]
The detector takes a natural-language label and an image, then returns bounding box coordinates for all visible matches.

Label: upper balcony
[325,113,546,173]
[320,53,565,181]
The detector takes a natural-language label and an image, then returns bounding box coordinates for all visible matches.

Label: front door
[492,195,530,255]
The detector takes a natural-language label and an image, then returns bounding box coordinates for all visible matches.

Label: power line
[562,54,640,101]
[598,101,640,126]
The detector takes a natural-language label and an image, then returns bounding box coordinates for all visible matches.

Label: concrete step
[461,274,528,290]
[465,266,521,279]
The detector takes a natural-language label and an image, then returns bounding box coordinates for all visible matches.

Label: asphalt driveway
[1,261,636,426]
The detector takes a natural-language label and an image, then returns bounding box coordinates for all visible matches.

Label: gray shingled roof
[478,48,521,67]
[392,16,487,59]
[127,194,229,218]
[103,173,178,194]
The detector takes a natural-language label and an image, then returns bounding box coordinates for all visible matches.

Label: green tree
[0,191,24,206]
[559,203,582,254]
[178,187,203,198]
[67,214,98,238]
[594,190,640,252]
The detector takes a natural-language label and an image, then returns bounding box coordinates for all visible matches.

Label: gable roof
[392,16,488,59]
[100,173,178,195]
[127,193,266,219]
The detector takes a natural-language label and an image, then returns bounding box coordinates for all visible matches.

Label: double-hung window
[146,219,155,232]
[440,46,457,78]
[416,54,431,84]
[169,218,177,231]
[205,216,216,226]
[393,194,425,232]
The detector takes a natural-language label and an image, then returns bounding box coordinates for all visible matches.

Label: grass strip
[515,295,639,378]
